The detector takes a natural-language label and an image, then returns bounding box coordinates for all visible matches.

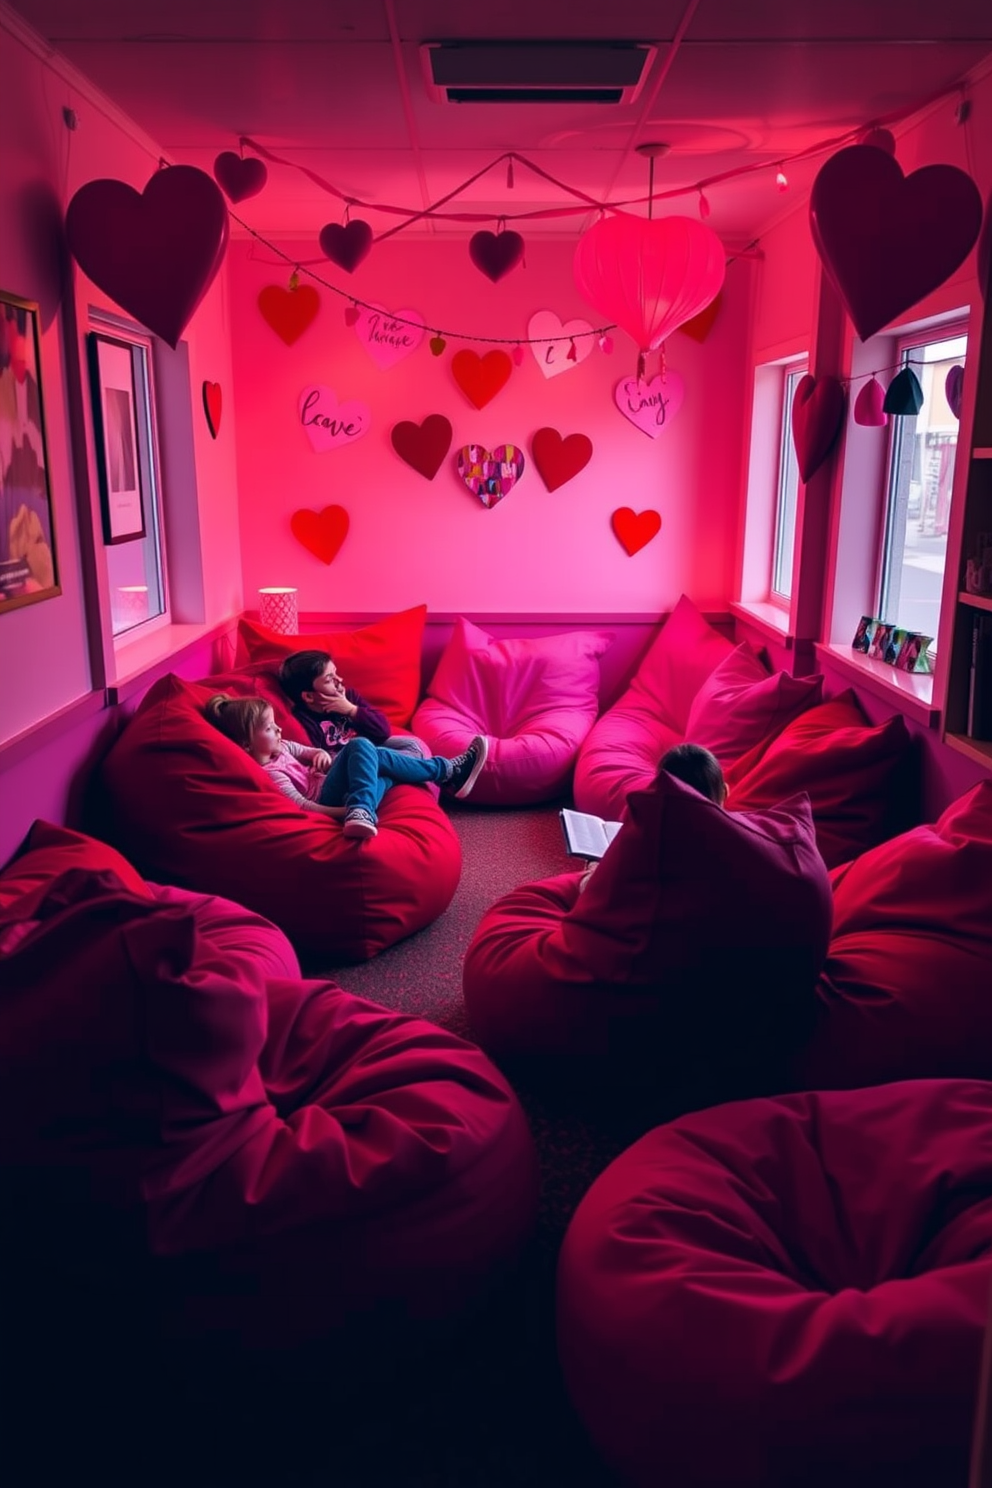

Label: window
[771,361,807,602]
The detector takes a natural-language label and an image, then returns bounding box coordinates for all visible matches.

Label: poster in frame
[88,331,147,545]
[0,289,61,613]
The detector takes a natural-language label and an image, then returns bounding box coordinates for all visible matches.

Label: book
[560,808,623,861]
[969,612,992,741]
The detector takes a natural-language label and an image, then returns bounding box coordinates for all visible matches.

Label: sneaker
[443,735,489,800]
[343,806,378,840]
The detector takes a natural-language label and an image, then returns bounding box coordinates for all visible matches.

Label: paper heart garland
[791,373,847,483]
[319,219,373,273]
[451,349,513,409]
[809,145,983,340]
[531,428,593,492]
[65,165,229,349]
[354,304,425,368]
[391,414,453,480]
[213,151,267,203]
[202,380,222,438]
[298,386,371,452]
[290,505,349,565]
[527,311,594,378]
[853,377,887,427]
[469,230,525,283]
[457,444,525,508]
[945,364,964,420]
[258,284,320,345]
[611,508,661,556]
[614,373,685,438]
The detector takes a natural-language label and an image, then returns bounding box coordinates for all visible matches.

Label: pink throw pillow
[626,595,736,733]
[685,645,824,766]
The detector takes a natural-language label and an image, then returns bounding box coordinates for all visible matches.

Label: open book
[560,808,623,861]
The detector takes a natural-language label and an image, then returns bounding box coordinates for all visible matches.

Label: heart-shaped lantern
[946,364,965,420]
[391,414,453,480]
[853,377,887,427]
[298,386,370,452]
[290,505,349,565]
[573,212,725,354]
[213,151,268,204]
[451,349,513,409]
[809,145,983,341]
[791,374,847,483]
[527,311,595,378]
[531,428,593,492]
[258,284,320,345]
[66,165,229,349]
[469,230,525,283]
[457,444,525,508]
[202,380,222,438]
[614,373,685,438]
[319,219,374,273]
[354,304,425,368]
[611,508,661,556]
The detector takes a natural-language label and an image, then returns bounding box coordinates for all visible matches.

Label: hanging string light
[776,166,790,192]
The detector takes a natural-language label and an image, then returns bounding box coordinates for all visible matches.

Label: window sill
[106,619,236,705]
[729,599,794,648]
[814,642,939,727]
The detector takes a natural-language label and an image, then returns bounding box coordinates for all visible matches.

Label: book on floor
[559,808,623,861]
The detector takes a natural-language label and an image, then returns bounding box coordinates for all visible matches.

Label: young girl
[205,694,487,841]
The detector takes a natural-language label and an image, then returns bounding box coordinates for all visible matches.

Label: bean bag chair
[98,673,461,961]
[0,843,539,1357]
[411,617,614,806]
[557,1079,992,1488]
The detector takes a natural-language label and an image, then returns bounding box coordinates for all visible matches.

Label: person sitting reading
[205,694,487,841]
[277,649,426,757]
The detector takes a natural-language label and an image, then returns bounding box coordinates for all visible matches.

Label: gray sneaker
[442,735,489,800]
[343,806,378,839]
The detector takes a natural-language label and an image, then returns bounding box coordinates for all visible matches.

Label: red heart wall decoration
[791,374,847,483]
[451,349,513,409]
[611,508,661,556]
[202,380,222,438]
[469,230,525,283]
[391,414,453,480]
[213,152,267,203]
[258,284,321,345]
[531,428,593,492]
[290,505,350,565]
[676,292,722,343]
[809,145,983,341]
[65,165,229,349]
[319,220,374,273]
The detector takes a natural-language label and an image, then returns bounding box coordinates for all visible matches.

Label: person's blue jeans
[317,736,448,817]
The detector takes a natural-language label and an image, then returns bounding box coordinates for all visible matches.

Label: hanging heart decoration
[979,190,991,300]
[213,151,268,203]
[469,230,525,283]
[290,505,350,565]
[319,219,374,273]
[202,380,222,438]
[65,165,229,349]
[258,284,321,345]
[451,349,513,409]
[614,373,685,438]
[791,374,847,483]
[853,377,887,427]
[298,386,371,452]
[611,508,662,556]
[809,145,983,340]
[676,292,722,343]
[527,311,595,378]
[354,304,425,368]
[883,366,924,416]
[856,126,896,156]
[531,428,593,492]
[457,444,525,508]
[391,414,453,480]
[945,364,965,420]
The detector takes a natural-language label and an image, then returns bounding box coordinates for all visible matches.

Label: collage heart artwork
[527,311,595,379]
[531,428,593,492]
[614,373,685,438]
[451,349,513,409]
[258,284,321,345]
[391,414,453,480]
[354,304,425,369]
[611,507,662,556]
[456,444,525,509]
[202,380,222,438]
[290,505,350,565]
[298,386,371,452]
[790,373,847,483]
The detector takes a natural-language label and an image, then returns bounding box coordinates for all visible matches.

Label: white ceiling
[8,0,992,247]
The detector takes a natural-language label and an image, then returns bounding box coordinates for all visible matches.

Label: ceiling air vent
[420,41,656,105]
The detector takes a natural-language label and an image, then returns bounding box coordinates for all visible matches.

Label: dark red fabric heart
[213,152,268,204]
[391,414,453,481]
[66,166,229,349]
[809,145,983,340]
[791,374,847,483]
[531,428,593,492]
[469,231,525,283]
[202,381,222,438]
[451,349,513,409]
[319,220,374,273]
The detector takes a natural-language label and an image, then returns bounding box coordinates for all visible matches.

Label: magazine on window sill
[560,808,623,861]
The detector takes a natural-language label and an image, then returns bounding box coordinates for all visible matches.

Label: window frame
[769,358,808,607]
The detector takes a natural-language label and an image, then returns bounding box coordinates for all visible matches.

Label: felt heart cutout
[611,508,661,556]
[319,219,373,273]
[853,377,887,427]
[258,284,320,345]
[202,380,222,438]
[945,364,965,420]
[614,373,685,438]
[791,374,847,483]
[884,366,924,416]
[531,428,593,492]
[457,444,525,508]
[451,349,513,409]
[213,151,267,204]
[298,386,371,452]
[290,505,349,565]
[65,165,229,349]
[809,145,983,340]
[391,414,453,480]
[469,230,525,283]
[527,311,595,378]
[354,304,425,368]
[677,292,722,343]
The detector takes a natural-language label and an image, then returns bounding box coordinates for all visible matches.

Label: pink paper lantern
[573,212,726,355]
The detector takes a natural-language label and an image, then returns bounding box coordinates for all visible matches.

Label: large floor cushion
[557,1079,992,1488]
[98,674,461,961]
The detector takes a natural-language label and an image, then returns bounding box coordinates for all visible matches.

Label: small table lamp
[258,586,299,635]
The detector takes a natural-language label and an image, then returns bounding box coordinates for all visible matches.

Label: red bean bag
[557,1079,992,1488]
[98,674,461,961]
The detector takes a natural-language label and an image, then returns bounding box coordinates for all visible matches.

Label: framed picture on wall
[0,289,61,613]
[88,331,147,544]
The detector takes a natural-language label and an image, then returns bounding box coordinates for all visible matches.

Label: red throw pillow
[234,604,428,727]
[685,645,823,766]
[625,594,736,732]
[0,821,150,912]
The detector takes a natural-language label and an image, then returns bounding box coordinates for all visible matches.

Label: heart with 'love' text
[298,386,370,452]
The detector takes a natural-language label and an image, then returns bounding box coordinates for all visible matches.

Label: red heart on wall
[290,505,350,564]
[391,414,453,480]
[791,374,847,483]
[531,428,593,492]
[213,151,267,204]
[258,284,321,345]
[451,349,513,409]
[202,380,222,438]
[677,292,722,343]
[611,508,661,556]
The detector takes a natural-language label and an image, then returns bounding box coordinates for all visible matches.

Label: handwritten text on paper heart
[614,374,685,438]
[298,386,371,452]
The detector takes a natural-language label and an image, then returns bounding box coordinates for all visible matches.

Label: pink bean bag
[558,1079,992,1488]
